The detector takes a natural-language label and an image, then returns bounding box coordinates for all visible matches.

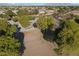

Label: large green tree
[0,19,21,56]
[13,15,34,27]
[0,19,8,31]
[36,16,56,30]
[0,36,20,56]
[5,10,16,17]
[55,19,79,55]
[17,9,29,16]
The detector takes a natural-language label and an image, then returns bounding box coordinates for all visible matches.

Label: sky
[0,0,79,3]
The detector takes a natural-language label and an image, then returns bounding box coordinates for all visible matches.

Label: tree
[17,9,29,16]
[0,19,17,36]
[55,19,79,55]
[29,9,39,15]
[0,14,8,18]
[0,36,21,56]
[0,19,8,31]
[36,16,56,30]
[5,10,16,17]
[13,15,34,27]
[0,19,21,56]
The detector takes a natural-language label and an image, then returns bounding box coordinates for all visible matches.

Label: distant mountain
[0,3,79,6]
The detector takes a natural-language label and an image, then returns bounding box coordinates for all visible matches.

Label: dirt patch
[23,28,57,56]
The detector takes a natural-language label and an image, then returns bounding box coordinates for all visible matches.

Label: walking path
[23,28,56,56]
[7,10,79,56]
[7,17,38,32]
[7,14,57,56]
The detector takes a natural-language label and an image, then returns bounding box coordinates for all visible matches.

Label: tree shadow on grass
[0,30,6,36]
[12,32,25,55]
[41,28,56,42]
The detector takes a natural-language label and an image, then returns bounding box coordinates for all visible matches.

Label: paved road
[23,28,56,56]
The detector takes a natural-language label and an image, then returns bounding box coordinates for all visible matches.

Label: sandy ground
[23,28,56,56]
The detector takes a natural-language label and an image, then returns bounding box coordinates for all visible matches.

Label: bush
[13,15,34,27]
